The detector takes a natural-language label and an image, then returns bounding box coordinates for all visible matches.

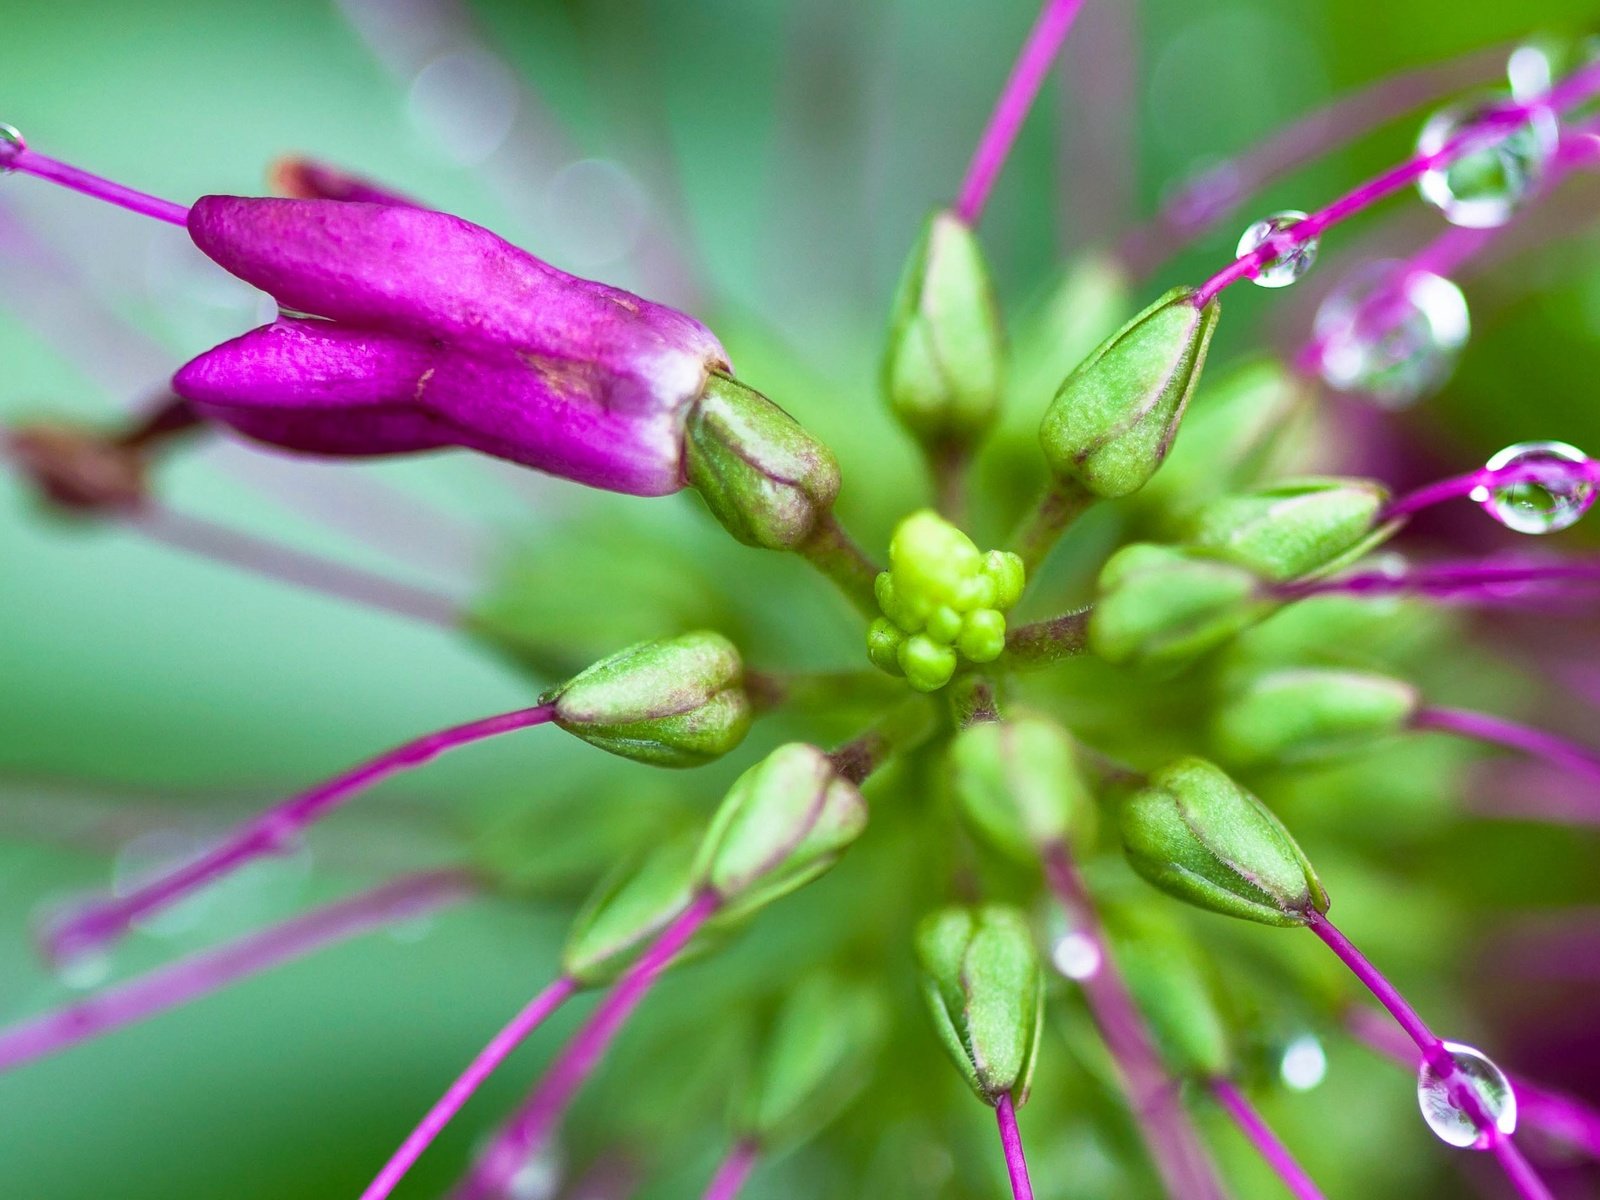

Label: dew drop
[1417,1042,1517,1149]
[0,123,24,171]
[1416,97,1556,228]
[1279,1033,1327,1091]
[1236,209,1318,288]
[1473,441,1596,534]
[1050,931,1102,981]
[1313,260,1470,408]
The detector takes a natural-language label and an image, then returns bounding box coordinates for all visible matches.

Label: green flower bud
[1191,477,1391,582]
[1121,758,1329,927]
[949,715,1094,861]
[543,631,752,767]
[685,373,842,550]
[882,211,1004,447]
[693,743,868,921]
[1040,286,1220,499]
[562,830,700,987]
[739,973,888,1147]
[869,510,1025,692]
[916,905,1044,1105]
[1088,544,1269,671]
[1111,912,1233,1078]
[1213,669,1420,766]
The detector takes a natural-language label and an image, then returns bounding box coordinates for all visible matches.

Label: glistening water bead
[0,124,24,170]
[1416,1042,1517,1149]
[1313,260,1470,408]
[1415,96,1557,228]
[1235,210,1318,288]
[1472,440,1597,534]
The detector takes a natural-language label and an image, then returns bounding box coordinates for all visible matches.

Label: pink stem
[130,505,462,628]
[3,146,190,226]
[40,705,555,968]
[1043,843,1230,1200]
[0,869,474,1073]
[1309,917,1553,1200]
[455,892,721,1199]
[1276,557,1600,603]
[701,1137,761,1200]
[358,975,580,1200]
[953,0,1086,225]
[1412,706,1600,788]
[1209,1078,1326,1200]
[1380,458,1600,522]
[994,1092,1035,1200]
[1193,61,1600,305]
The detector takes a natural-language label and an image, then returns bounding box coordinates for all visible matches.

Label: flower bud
[1040,287,1220,499]
[1088,544,1268,671]
[739,973,888,1147]
[949,714,1094,861]
[1121,758,1329,927]
[269,156,420,207]
[684,374,842,550]
[542,632,751,767]
[1109,909,1232,1077]
[1213,669,1419,766]
[915,905,1044,1105]
[1191,477,1390,582]
[882,211,1004,447]
[692,743,868,921]
[561,831,700,987]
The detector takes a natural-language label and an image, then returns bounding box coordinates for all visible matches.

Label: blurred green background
[3,1,1600,1197]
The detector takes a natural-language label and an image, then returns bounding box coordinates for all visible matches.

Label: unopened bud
[685,374,841,550]
[1106,906,1233,1077]
[882,211,1005,448]
[949,714,1094,861]
[1191,477,1390,582]
[1213,669,1419,766]
[692,743,867,921]
[562,831,701,986]
[1040,287,1220,499]
[1089,544,1268,671]
[1121,758,1329,927]
[543,631,751,767]
[916,904,1044,1105]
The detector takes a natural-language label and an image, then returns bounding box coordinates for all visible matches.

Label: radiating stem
[796,512,882,618]
[1412,706,1600,789]
[1209,1078,1326,1200]
[1043,843,1230,1200]
[1275,557,1600,603]
[1009,480,1095,577]
[41,705,555,968]
[1001,609,1092,672]
[994,1093,1036,1200]
[1380,458,1600,522]
[954,0,1087,226]
[701,1138,761,1200]
[2,143,192,226]
[359,974,580,1200]
[455,892,721,1199]
[0,869,474,1073]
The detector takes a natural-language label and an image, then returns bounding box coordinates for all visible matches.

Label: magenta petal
[195,404,457,458]
[172,318,436,410]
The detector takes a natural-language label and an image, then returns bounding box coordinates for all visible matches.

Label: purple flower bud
[173,197,731,496]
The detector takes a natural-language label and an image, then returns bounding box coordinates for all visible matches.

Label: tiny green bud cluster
[868,510,1025,691]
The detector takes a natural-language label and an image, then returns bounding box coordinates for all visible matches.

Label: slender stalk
[701,1138,760,1200]
[41,705,555,968]
[1209,1078,1326,1200]
[1193,62,1600,305]
[994,1093,1036,1200]
[2,143,191,226]
[826,698,937,785]
[1276,557,1600,603]
[1009,480,1096,577]
[1380,458,1600,523]
[1001,609,1092,672]
[1043,843,1229,1200]
[131,505,463,628]
[795,512,882,618]
[1412,706,1600,789]
[455,893,721,1199]
[928,440,971,527]
[359,975,580,1200]
[954,0,1086,226]
[0,870,474,1073]
[1309,916,1553,1200]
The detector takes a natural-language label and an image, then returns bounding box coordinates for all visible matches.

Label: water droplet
[1506,44,1555,103]
[1416,97,1557,228]
[1313,260,1470,407]
[1236,210,1318,287]
[0,123,24,170]
[1279,1033,1327,1091]
[1050,931,1102,980]
[1473,441,1596,534]
[1417,1041,1517,1149]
